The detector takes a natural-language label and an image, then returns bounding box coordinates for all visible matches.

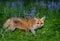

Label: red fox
[3,16,46,36]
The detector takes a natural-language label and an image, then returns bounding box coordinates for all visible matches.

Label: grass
[0,1,60,41]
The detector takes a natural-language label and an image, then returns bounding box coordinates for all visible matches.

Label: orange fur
[3,16,46,36]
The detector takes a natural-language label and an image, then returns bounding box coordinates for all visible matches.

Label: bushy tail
[3,19,11,29]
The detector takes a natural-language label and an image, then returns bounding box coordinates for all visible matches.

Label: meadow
[0,0,60,41]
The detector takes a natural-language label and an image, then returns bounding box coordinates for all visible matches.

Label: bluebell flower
[30,10,35,18]
[36,0,38,5]
[52,1,59,10]
[40,1,46,7]
[30,6,36,18]
[58,2,60,10]
[11,2,16,9]
[58,2,60,6]
[48,3,52,10]
[18,0,23,10]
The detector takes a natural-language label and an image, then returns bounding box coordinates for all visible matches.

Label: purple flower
[52,1,59,10]
[52,2,57,7]
[40,1,46,7]
[58,2,60,6]
[18,0,23,10]
[30,11,35,18]
[11,2,16,9]
[48,3,52,10]
[36,0,38,5]
[30,6,36,18]
[58,2,60,10]
[48,1,59,10]
[52,1,58,9]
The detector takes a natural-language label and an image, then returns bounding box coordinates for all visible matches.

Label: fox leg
[25,28,29,36]
[8,26,15,31]
[8,24,15,31]
[31,29,36,36]
[10,22,16,31]
[10,27,15,31]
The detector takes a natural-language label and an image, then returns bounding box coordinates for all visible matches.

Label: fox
[3,16,46,36]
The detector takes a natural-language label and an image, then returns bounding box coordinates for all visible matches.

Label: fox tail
[3,19,11,29]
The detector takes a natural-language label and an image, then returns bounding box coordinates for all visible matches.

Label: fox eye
[41,23,42,24]
[37,23,39,24]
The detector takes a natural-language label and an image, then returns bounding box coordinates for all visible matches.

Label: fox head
[34,16,46,28]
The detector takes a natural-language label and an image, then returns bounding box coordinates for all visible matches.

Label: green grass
[0,1,60,41]
[0,11,60,41]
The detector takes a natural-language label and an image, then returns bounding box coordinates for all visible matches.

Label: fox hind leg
[8,24,16,31]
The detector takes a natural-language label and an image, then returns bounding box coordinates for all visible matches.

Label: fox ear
[34,18,38,20]
[41,15,46,21]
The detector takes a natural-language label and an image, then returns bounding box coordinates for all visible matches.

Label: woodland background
[0,0,60,41]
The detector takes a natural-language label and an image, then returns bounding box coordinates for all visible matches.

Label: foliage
[0,0,60,41]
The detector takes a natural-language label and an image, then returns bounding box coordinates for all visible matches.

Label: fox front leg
[31,29,36,36]
[25,29,29,36]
